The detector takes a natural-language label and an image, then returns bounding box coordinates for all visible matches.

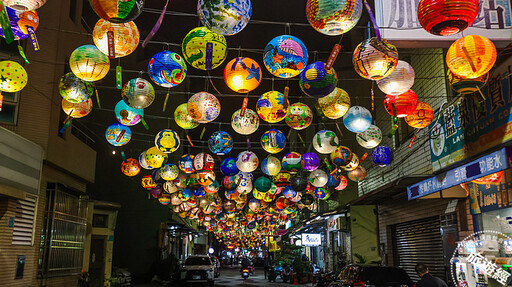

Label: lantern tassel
[0,3,14,44]
[335,123,343,138]
[0,93,3,111]
[476,86,486,100]
[200,126,206,140]
[388,104,398,138]
[323,158,332,173]
[17,44,29,64]
[283,86,289,109]
[360,152,368,163]
[325,44,341,70]
[120,151,127,163]
[116,65,122,89]
[240,96,248,117]
[363,0,381,41]
[107,30,115,59]
[297,133,306,148]
[186,134,194,148]
[163,92,170,112]
[246,137,251,149]
[95,88,101,109]
[59,118,72,134]
[142,0,169,48]
[141,117,149,130]
[26,26,39,51]
[408,134,417,148]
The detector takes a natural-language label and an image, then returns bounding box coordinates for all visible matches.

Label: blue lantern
[261,129,287,154]
[327,173,341,187]
[179,154,195,173]
[371,146,393,167]
[220,157,239,176]
[343,106,372,133]
[105,123,131,146]
[299,61,338,98]
[193,187,206,197]
[148,51,187,88]
[282,186,297,200]
[208,131,233,155]
[263,35,308,79]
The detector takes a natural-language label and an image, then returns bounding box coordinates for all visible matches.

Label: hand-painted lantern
[224,57,261,93]
[208,131,233,155]
[145,147,168,168]
[105,123,131,146]
[121,158,140,176]
[121,78,155,109]
[343,153,359,171]
[3,0,46,11]
[139,151,152,170]
[356,124,382,149]
[313,130,339,154]
[175,103,199,130]
[343,106,372,133]
[261,156,281,176]
[446,35,496,79]
[371,146,393,167]
[261,129,287,154]
[0,8,38,40]
[348,166,367,182]
[376,60,415,96]
[384,90,418,118]
[188,92,221,123]
[336,175,348,190]
[159,163,179,181]
[220,157,239,176]
[285,103,313,130]
[282,186,297,200]
[93,19,139,58]
[318,88,351,119]
[182,27,227,70]
[309,169,328,187]
[306,0,363,36]
[197,0,252,36]
[0,61,27,92]
[263,35,308,78]
[282,152,303,174]
[59,72,94,104]
[302,152,320,171]
[353,37,398,80]
[290,176,308,192]
[197,170,215,186]
[314,187,329,199]
[248,199,261,212]
[447,69,488,94]
[418,0,479,36]
[163,181,178,194]
[299,62,337,98]
[142,175,157,189]
[405,101,434,129]
[88,0,144,23]
[204,181,220,194]
[231,108,259,135]
[115,100,143,126]
[194,153,215,171]
[254,177,272,193]
[155,129,180,153]
[256,91,290,123]
[224,175,237,190]
[179,154,195,173]
[148,51,187,88]
[69,45,110,82]
[327,173,341,187]
[330,146,353,167]
[236,151,259,173]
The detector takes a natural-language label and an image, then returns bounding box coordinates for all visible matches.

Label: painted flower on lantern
[356,124,382,149]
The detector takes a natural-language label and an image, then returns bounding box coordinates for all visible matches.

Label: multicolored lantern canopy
[93,19,139,58]
[208,131,233,155]
[384,89,418,118]
[148,51,187,88]
[313,130,339,154]
[105,123,131,146]
[285,103,313,130]
[58,72,94,104]
[447,69,488,94]
[0,60,27,92]
[62,98,93,118]
[0,7,38,40]
[405,101,434,129]
[155,129,180,153]
[175,103,199,130]
[261,129,287,154]
[88,0,144,23]
[256,91,290,123]
[3,0,46,11]
[197,0,252,36]
[353,37,399,80]
[343,106,372,133]
[302,152,320,171]
[115,100,143,126]
[306,0,363,36]
[371,146,393,167]
[121,158,140,177]
[236,151,259,173]
[356,124,382,149]
[224,57,262,93]
[376,60,415,96]
[188,92,221,123]
[261,156,281,176]
[182,27,228,71]
[318,88,351,119]
[418,0,479,36]
[69,45,110,82]
[282,152,303,174]
[263,35,308,78]
[299,61,338,98]
[446,35,497,79]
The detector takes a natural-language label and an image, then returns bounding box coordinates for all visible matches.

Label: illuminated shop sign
[301,234,321,247]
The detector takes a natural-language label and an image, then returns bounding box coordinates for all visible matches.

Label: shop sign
[301,233,321,247]
[375,0,512,46]
[468,170,512,214]
[408,148,510,200]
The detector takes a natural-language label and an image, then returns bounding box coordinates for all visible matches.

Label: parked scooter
[241,268,250,280]
[268,264,278,282]
[314,269,335,287]
[281,264,291,283]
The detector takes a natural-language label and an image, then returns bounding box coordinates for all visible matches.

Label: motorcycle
[281,264,291,283]
[314,270,335,287]
[241,268,250,280]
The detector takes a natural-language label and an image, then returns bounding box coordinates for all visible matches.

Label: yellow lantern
[405,101,434,129]
[144,146,168,169]
[0,60,27,92]
[318,87,351,119]
[224,57,262,93]
[3,0,46,11]
[446,35,496,79]
[69,45,110,81]
[62,98,93,118]
[447,69,488,94]
[93,19,140,58]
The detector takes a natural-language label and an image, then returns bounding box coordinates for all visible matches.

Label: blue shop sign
[408,148,511,200]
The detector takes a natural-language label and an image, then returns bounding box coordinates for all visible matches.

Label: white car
[181,255,215,286]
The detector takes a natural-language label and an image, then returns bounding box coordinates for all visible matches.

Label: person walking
[263,256,271,279]
[415,263,448,287]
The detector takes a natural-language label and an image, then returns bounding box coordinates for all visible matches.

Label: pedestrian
[263,255,270,279]
[415,263,448,287]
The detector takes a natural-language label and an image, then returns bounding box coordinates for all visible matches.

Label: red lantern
[384,89,418,118]
[418,0,479,36]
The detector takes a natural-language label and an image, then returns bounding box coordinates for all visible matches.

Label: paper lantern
[343,153,359,171]
[282,152,303,174]
[220,157,239,176]
[282,186,297,200]
[318,88,351,119]
[447,35,496,79]
[302,152,320,171]
[59,73,94,104]
[145,147,168,169]
[224,57,261,93]
[327,173,341,187]
[148,51,187,88]
[179,154,195,173]
[179,188,193,201]
[256,91,290,123]
[69,45,110,82]
[343,106,372,133]
[353,37,398,80]
[0,61,27,92]
[174,103,199,130]
[356,124,382,149]
[105,123,131,146]
[263,35,308,78]
[163,181,178,194]
[88,0,144,23]
[285,103,313,130]
[224,175,237,190]
[335,175,348,190]
[231,108,259,135]
[173,174,188,189]
[405,101,435,129]
[93,19,139,58]
[314,187,329,199]
[197,0,251,35]
[226,189,239,200]
[290,176,308,192]
[261,129,287,154]
[188,92,221,123]
[0,8,38,40]
[121,78,155,109]
[160,163,179,181]
[261,156,281,176]
[418,0,479,36]
[236,151,259,173]
[114,100,143,126]
[61,98,93,118]
[155,129,180,153]
[306,0,362,36]
[194,153,215,171]
[299,62,338,98]
[197,170,215,186]
[138,151,152,170]
[384,90,418,118]
[255,177,272,193]
[121,158,140,177]
[447,69,488,94]
[142,175,157,189]
[151,187,163,199]
[313,130,339,154]
[330,146,352,167]
[371,146,393,167]
[208,131,233,155]
[376,60,415,96]
[348,166,367,182]
[204,181,220,194]
[3,0,46,11]
[182,27,227,70]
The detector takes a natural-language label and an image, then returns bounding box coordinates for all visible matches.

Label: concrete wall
[350,205,381,264]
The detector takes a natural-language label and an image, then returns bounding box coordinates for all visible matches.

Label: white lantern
[356,124,382,149]
[376,60,415,96]
[313,130,340,154]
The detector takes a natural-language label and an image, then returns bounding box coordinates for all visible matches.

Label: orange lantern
[405,101,434,128]
[471,171,504,185]
[224,57,262,93]
[447,69,488,94]
[121,158,140,176]
[93,19,140,58]
[446,35,496,79]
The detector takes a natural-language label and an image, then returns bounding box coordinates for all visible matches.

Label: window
[12,195,37,246]
[92,214,108,228]
[0,91,20,124]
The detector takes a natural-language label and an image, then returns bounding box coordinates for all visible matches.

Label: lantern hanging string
[363,0,382,41]
[142,0,169,48]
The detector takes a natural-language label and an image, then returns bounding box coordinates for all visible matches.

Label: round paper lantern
[261,156,281,176]
[160,163,179,181]
[348,166,367,182]
[179,154,195,173]
[151,187,163,199]
[204,181,220,194]
[192,188,206,198]
[182,27,227,70]
[148,51,187,88]
[226,189,239,200]
[282,186,297,200]
[3,0,46,11]
[62,98,93,119]
[248,199,261,212]
[221,157,239,176]
[139,151,152,170]
[224,57,261,93]
[121,78,155,109]
[163,182,178,194]
[327,173,341,187]
[371,146,393,167]
[384,90,418,118]
[0,8,38,40]
[188,92,221,123]
[0,61,27,92]
[336,175,348,190]
[263,35,308,78]
[261,129,287,154]
[105,123,131,146]
[314,187,329,199]
[306,0,363,36]
[343,153,360,171]
[155,129,180,153]
[115,100,143,126]
[343,106,372,133]
[302,152,320,171]
[208,131,233,155]
[89,0,144,23]
[353,37,398,80]
[405,101,435,129]
[174,103,199,130]
[197,0,251,35]
[255,177,272,193]
[418,0,479,36]
[197,170,216,186]
[256,91,290,123]
[447,69,488,94]
[231,108,259,135]
[330,146,352,167]
[285,103,313,130]
[282,152,303,174]
[179,188,192,201]
[376,60,415,96]
[356,124,382,149]
[173,174,188,189]
[313,130,339,154]
[93,19,139,58]
[58,73,93,104]
[309,169,328,187]
[121,158,140,176]
[69,45,110,82]
[318,88,351,119]
[290,176,308,192]
[145,147,168,168]
[224,175,237,190]
[142,175,157,189]
[194,153,215,171]
[236,151,259,173]
[446,35,497,79]
[299,62,338,98]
